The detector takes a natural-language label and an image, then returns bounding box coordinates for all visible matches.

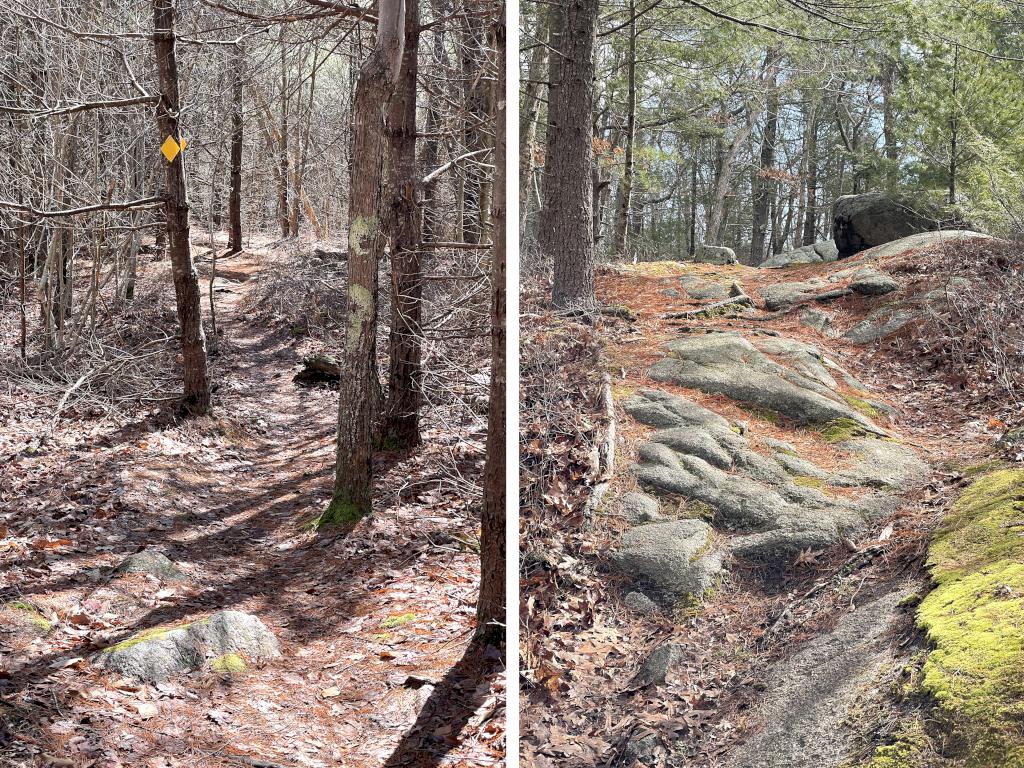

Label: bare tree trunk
[381,0,422,449]
[327,0,406,525]
[519,3,548,220]
[688,146,698,257]
[278,41,290,238]
[750,50,779,264]
[227,43,244,254]
[541,0,597,309]
[153,0,211,416]
[802,109,818,246]
[611,0,636,258]
[477,11,505,643]
[705,108,754,245]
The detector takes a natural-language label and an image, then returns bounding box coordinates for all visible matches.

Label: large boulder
[832,193,963,259]
[612,519,722,600]
[693,244,738,265]
[760,240,838,268]
[97,610,281,681]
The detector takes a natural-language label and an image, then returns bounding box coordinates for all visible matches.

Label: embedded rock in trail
[842,306,920,344]
[625,642,686,691]
[727,590,910,768]
[113,548,188,582]
[97,610,281,682]
[849,266,898,296]
[798,307,838,338]
[857,228,989,261]
[693,244,738,265]
[760,240,838,268]
[620,491,666,525]
[678,275,729,301]
[832,192,964,259]
[612,519,722,601]
[622,389,902,561]
[647,334,881,430]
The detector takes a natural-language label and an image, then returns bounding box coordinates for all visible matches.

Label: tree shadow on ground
[382,637,505,768]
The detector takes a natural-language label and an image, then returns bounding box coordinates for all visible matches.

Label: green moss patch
[842,394,882,419]
[381,612,416,630]
[817,417,872,444]
[5,601,52,632]
[861,720,928,767]
[916,469,1024,765]
[103,623,187,653]
[308,493,366,530]
[209,653,247,674]
[793,475,826,490]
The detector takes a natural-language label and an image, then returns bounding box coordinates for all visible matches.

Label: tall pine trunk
[541,0,597,309]
[153,0,211,416]
[477,12,505,642]
[227,44,244,254]
[611,0,636,258]
[750,51,779,264]
[382,0,422,448]
[327,0,406,525]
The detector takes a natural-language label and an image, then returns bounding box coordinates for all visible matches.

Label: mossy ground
[915,469,1024,766]
[860,720,929,767]
[793,475,827,490]
[843,393,882,419]
[381,612,416,629]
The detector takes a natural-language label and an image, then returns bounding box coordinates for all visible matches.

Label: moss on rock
[793,475,826,490]
[916,469,1024,766]
[842,394,881,419]
[861,721,928,767]
[209,653,247,674]
[818,417,872,444]
[5,601,51,632]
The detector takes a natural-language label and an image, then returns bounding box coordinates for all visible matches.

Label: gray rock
[114,549,188,582]
[693,244,738,265]
[678,276,730,301]
[612,519,722,599]
[859,229,989,261]
[760,279,825,311]
[832,193,967,259]
[623,733,662,766]
[620,492,665,525]
[760,240,839,268]
[843,306,920,344]
[624,591,660,616]
[648,334,881,430]
[849,267,898,296]
[798,308,838,337]
[625,643,686,690]
[97,610,281,682]
[832,438,928,489]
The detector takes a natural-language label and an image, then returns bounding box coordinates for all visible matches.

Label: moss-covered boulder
[97,610,280,682]
[917,469,1024,766]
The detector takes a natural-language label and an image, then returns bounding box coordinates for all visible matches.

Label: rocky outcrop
[832,193,965,259]
[760,240,838,268]
[693,245,738,265]
[97,610,281,681]
[612,519,722,600]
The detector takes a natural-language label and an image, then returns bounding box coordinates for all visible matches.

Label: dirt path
[580,249,967,767]
[1,241,503,768]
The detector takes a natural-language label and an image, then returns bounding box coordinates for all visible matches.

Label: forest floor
[0,237,504,768]
[521,236,1016,767]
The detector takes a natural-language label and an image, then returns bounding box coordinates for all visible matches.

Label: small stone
[625,642,686,690]
[114,549,188,582]
[623,591,659,616]
[612,519,722,599]
[620,492,665,525]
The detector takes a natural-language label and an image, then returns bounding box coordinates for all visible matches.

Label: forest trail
[1,239,503,768]
[566,233,1002,767]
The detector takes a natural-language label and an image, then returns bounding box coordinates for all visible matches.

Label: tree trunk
[328,0,406,525]
[802,110,818,246]
[153,0,211,416]
[381,0,422,449]
[227,44,244,254]
[477,12,505,643]
[750,50,779,264]
[611,0,636,258]
[705,108,754,245]
[278,42,290,238]
[540,0,597,309]
[519,3,549,222]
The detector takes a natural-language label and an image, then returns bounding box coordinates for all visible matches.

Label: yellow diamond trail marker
[160,135,187,163]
